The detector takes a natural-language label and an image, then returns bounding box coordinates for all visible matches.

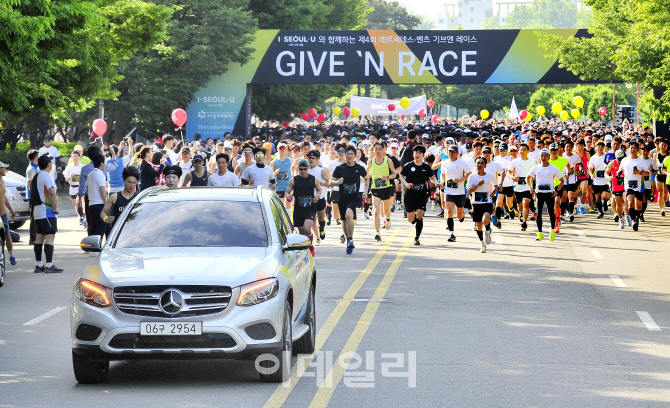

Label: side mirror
[283,233,311,252]
[80,235,102,252]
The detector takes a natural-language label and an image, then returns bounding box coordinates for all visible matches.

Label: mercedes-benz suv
[72,186,316,384]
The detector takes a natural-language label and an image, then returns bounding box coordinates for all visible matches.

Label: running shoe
[555,226,560,233]
[514,209,519,218]
[327,218,331,226]
[44,264,64,273]
[614,215,619,223]
[569,212,574,222]
[491,215,498,226]
[496,221,502,229]
[640,214,645,222]
[531,212,536,221]
[504,213,510,220]
[549,230,555,242]
[363,213,370,219]
[346,239,355,254]
[536,232,544,241]
[589,207,596,213]
[437,211,444,218]
[480,242,487,253]
[597,213,604,219]
[385,220,391,230]
[375,232,382,241]
[448,234,456,242]
[320,229,325,239]
[473,225,477,231]
[662,209,666,217]
[519,217,524,224]
[315,238,321,246]
[580,207,586,214]
[10,256,16,265]
[336,219,341,225]
[510,210,516,220]
[79,217,84,225]
[309,246,316,256]
[414,238,420,246]
[619,219,625,229]
[340,234,346,244]
[34,265,45,273]
[626,214,632,226]
[403,212,407,218]
[633,219,639,231]
[521,221,527,231]
[485,230,491,245]
[431,203,436,211]
[390,205,395,212]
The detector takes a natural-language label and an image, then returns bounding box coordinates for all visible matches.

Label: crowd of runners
[21,117,670,272]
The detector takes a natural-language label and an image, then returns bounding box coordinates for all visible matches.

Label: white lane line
[23,307,68,326]
[636,311,662,331]
[494,235,502,245]
[590,249,603,259]
[575,230,587,238]
[609,275,627,288]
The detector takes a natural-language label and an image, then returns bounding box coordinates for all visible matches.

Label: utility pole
[98,98,104,119]
[612,84,616,125]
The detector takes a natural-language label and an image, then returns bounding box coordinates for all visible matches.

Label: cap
[391,142,399,148]
[298,159,309,168]
[0,161,9,168]
[422,133,430,139]
[163,165,182,177]
[278,142,288,149]
[499,142,508,151]
[413,145,426,154]
[482,147,492,154]
[74,145,83,151]
[445,137,455,143]
[193,154,204,162]
[181,147,190,153]
[616,150,625,159]
[223,141,233,148]
[643,142,654,151]
[448,145,459,153]
[351,137,358,142]
[540,149,550,155]
[465,143,472,149]
[362,140,370,146]
[262,142,273,150]
[37,155,53,168]
[509,145,518,151]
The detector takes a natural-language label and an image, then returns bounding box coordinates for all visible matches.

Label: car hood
[84,246,280,289]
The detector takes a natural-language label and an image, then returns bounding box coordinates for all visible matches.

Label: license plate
[140,322,202,336]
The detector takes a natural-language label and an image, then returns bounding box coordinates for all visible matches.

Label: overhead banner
[350,95,426,116]
[187,29,597,138]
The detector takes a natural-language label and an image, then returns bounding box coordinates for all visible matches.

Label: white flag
[509,97,520,120]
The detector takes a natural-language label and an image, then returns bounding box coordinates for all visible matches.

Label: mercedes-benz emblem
[159,290,184,315]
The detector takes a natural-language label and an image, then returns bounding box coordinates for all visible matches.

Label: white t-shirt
[621,156,644,192]
[165,148,179,165]
[527,149,541,164]
[563,153,581,184]
[308,166,328,199]
[86,168,107,205]
[34,171,57,220]
[529,164,564,193]
[640,157,657,189]
[588,154,609,186]
[485,161,503,184]
[64,163,84,196]
[494,154,513,187]
[508,157,536,192]
[178,160,194,186]
[467,172,495,204]
[39,145,60,159]
[241,165,275,187]
[328,160,345,191]
[208,171,241,187]
[441,158,470,196]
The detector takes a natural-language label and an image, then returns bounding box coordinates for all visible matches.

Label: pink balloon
[171,108,187,127]
[599,107,607,116]
[343,107,351,116]
[388,104,396,112]
[418,108,426,118]
[92,119,107,137]
[300,112,309,121]
[519,110,528,120]
[309,108,317,119]
[431,114,439,124]
[427,100,434,109]
[282,121,290,128]
[316,113,326,123]
[400,115,405,120]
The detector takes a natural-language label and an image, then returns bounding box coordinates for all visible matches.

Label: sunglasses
[337,150,345,154]
[279,146,287,150]
[243,150,253,154]
[224,149,232,152]
[298,166,309,170]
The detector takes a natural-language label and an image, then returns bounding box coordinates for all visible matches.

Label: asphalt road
[2,205,670,407]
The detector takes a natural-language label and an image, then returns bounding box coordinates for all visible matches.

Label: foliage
[364,0,421,30]
[480,0,592,30]
[537,0,670,121]
[525,84,634,121]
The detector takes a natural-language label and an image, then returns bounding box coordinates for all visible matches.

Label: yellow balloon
[351,107,360,117]
[552,102,562,115]
[333,106,341,116]
[537,106,545,116]
[525,113,532,122]
[560,110,569,121]
[573,96,584,108]
[400,97,410,109]
[480,110,489,119]
[571,108,580,119]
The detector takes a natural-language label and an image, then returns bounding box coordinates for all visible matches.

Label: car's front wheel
[293,284,315,354]
[72,350,109,384]
[259,301,292,383]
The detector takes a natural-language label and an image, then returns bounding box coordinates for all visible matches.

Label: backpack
[30,174,42,206]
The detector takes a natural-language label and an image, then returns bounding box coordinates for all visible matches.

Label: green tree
[364,0,421,30]
[480,0,591,29]
[537,0,670,120]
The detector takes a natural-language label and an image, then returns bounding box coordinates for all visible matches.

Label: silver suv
[73,186,316,384]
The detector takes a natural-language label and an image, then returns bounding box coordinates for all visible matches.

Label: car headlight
[5,188,17,201]
[237,278,279,307]
[75,279,112,308]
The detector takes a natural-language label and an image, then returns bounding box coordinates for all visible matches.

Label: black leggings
[536,192,556,233]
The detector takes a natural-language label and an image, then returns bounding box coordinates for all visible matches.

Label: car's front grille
[108,333,237,349]
[15,186,26,199]
[113,285,232,318]
[245,323,277,340]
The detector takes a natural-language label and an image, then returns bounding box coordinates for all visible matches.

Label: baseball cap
[509,145,518,152]
[193,154,204,162]
[499,142,508,151]
[465,143,472,149]
[616,150,625,159]
[445,137,455,144]
[351,137,358,142]
[422,133,430,139]
[278,142,288,149]
[180,147,190,153]
[298,159,309,168]
[262,142,273,150]
[540,149,550,155]
[163,165,182,177]
[391,142,399,149]
[0,161,9,168]
[643,142,654,151]
[74,145,83,152]
[37,155,53,168]
[550,143,559,151]
[448,145,459,153]
[482,147,492,154]
[223,141,233,148]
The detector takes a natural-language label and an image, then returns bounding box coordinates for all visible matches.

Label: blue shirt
[77,163,95,197]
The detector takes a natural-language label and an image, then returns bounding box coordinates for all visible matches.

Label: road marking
[609,275,627,288]
[590,249,603,259]
[262,228,401,408]
[494,235,502,245]
[575,230,587,238]
[23,307,67,326]
[308,232,414,408]
[636,311,662,331]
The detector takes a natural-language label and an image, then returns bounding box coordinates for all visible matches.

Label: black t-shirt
[401,161,432,192]
[332,162,367,196]
[387,155,401,170]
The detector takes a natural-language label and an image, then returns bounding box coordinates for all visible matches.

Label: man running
[441,145,470,242]
[306,150,330,244]
[620,141,647,231]
[507,143,536,232]
[208,154,241,186]
[400,145,437,245]
[270,142,293,209]
[655,139,668,216]
[639,142,658,222]
[182,154,208,187]
[0,162,17,265]
[101,166,140,229]
[562,140,580,222]
[241,148,276,189]
[588,141,611,218]
[467,157,496,252]
[286,159,321,256]
[548,144,570,232]
[163,165,182,188]
[330,146,367,254]
[528,149,564,242]
[367,142,398,241]
[606,150,627,228]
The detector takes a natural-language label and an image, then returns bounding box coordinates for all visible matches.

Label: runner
[655,139,668,216]
[528,149,564,242]
[620,141,647,231]
[208,154,241,187]
[285,159,321,256]
[399,145,437,245]
[163,165,182,188]
[575,139,591,214]
[367,142,398,241]
[606,150,627,229]
[441,145,470,242]
[328,143,347,226]
[0,162,17,265]
[507,143,536,232]
[482,146,505,229]
[32,155,63,273]
[100,166,140,229]
[588,141,611,218]
[270,142,293,209]
[639,142,658,221]
[306,150,330,244]
[562,140,581,222]
[241,148,276,189]
[182,154,208,187]
[548,143,570,233]
[330,146,367,254]
[494,143,515,220]
[64,151,84,225]
[466,157,496,252]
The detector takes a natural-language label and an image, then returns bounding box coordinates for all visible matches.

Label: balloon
[552,102,562,115]
[301,112,309,121]
[519,110,528,120]
[400,115,405,120]
[480,110,490,119]
[282,121,290,128]
[427,100,435,109]
[571,109,580,119]
[537,106,545,116]
[351,107,360,117]
[316,113,326,123]
[343,107,351,116]
[400,97,410,109]
[573,96,584,108]
[309,108,317,119]
[599,107,607,116]
[560,110,569,121]
[92,119,107,136]
[171,109,187,127]
[431,114,439,124]
[333,106,341,116]
[388,104,396,112]
[418,108,426,118]
[525,113,532,122]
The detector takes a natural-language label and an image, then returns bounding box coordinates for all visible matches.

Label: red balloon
[418,108,426,118]
[343,107,351,116]
[431,114,439,124]
[92,119,107,137]
[316,113,326,123]
[171,108,187,127]
[427,100,434,109]
[300,112,308,121]
[519,110,528,120]
[282,121,290,128]
[400,115,405,120]
[309,108,317,119]
[388,104,396,112]
[599,107,607,116]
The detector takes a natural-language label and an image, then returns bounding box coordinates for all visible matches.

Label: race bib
[343,183,357,195]
[374,178,386,188]
[72,175,81,183]
[517,178,526,185]
[276,171,288,181]
[446,179,458,189]
[628,180,638,189]
[411,184,424,191]
[596,170,605,178]
[474,192,488,203]
[616,175,624,185]
[538,184,551,191]
[298,196,313,207]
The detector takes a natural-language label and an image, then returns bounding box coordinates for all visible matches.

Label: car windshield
[114,200,268,248]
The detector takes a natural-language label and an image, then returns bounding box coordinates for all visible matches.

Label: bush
[0,141,76,174]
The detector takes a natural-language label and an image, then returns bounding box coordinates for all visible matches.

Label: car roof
[139,186,266,203]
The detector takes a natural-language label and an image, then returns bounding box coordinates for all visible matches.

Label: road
[2,207,670,407]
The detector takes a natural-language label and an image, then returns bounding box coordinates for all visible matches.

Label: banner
[350,95,426,116]
[187,29,599,139]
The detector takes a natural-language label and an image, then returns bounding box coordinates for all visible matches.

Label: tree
[479,0,592,30]
[364,0,421,30]
[537,0,670,121]
[525,84,633,121]
[0,0,172,119]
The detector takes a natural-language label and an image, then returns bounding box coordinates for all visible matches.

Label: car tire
[0,234,5,287]
[72,350,109,384]
[293,284,315,354]
[259,301,292,383]
[9,221,25,230]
